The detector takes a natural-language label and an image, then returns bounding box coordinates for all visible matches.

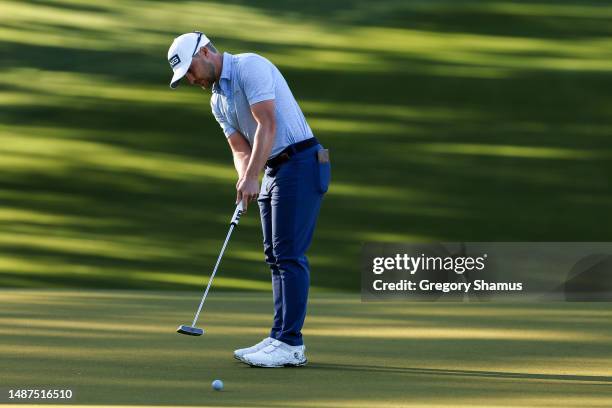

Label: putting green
[1,290,611,407]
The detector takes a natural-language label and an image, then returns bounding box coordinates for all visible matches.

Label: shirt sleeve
[238,55,275,106]
[210,95,237,138]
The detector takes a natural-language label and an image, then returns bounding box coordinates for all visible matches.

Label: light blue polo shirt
[210,52,314,159]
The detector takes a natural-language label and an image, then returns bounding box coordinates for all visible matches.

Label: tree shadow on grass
[177,0,612,39]
[310,362,612,385]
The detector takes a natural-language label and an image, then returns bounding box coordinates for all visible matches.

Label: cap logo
[169,54,181,68]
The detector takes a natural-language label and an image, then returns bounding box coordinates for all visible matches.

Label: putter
[177,201,245,336]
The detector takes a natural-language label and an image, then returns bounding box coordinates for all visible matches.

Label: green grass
[1,0,612,291]
[1,289,611,407]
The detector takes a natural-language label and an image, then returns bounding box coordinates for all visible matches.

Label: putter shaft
[191,223,236,326]
[190,202,244,327]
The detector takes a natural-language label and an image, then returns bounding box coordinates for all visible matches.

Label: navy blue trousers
[258,143,330,346]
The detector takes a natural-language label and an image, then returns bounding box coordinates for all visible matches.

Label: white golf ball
[212,379,224,391]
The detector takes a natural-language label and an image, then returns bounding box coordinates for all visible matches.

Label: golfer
[167,32,330,367]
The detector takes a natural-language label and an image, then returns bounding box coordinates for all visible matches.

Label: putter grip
[231,201,244,225]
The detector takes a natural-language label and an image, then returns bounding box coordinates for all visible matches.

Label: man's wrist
[243,169,260,180]
[242,173,259,180]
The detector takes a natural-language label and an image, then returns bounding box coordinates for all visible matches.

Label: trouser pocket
[316,149,331,193]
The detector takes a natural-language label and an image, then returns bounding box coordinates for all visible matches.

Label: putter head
[177,325,204,336]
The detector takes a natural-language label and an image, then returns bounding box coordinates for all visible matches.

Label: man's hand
[236,176,259,211]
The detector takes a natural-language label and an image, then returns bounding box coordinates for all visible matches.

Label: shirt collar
[212,52,234,95]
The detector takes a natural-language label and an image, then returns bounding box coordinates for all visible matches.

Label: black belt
[266,137,319,168]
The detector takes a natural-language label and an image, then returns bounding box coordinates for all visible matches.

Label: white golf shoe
[242,339,307,367]
[234,337,275,362]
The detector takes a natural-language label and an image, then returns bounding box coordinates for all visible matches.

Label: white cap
[167,31,210,89]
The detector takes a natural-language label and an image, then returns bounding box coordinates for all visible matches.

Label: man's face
[185,48,217,90]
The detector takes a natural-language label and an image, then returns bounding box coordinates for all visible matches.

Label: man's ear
[198,47,209,57]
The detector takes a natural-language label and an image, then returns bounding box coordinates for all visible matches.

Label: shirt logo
[168,54,181,68]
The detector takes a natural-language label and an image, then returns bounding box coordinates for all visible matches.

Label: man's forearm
[234,100,276,207]
[244,124,275,179]
[233,151,250,179]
